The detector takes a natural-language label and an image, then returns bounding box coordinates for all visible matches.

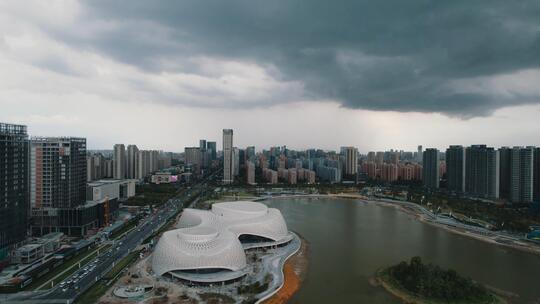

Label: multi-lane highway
[3,174,215,304]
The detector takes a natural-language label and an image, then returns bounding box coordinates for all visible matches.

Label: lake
[264,198,540,303]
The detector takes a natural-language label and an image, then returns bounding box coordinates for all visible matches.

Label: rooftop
[0,122,27,135]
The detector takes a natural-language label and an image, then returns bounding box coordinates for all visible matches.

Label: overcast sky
[1,0,540,152]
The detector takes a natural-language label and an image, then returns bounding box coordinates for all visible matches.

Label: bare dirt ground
[262,236,309,304]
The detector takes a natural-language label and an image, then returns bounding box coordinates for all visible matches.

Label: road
[2,173,216,304]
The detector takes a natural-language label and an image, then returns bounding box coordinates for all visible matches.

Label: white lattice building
[152,201,291,283]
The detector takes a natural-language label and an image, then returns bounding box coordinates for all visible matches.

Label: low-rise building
[87,179,136,201]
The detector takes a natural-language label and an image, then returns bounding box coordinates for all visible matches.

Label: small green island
[376,257,505,304]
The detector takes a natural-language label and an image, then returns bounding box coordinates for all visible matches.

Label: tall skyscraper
[207,141,217,160]
[343,146,358,175]
[375,151,384,166]
[417,145,423,163]
[233,147,240,177]
[246,160,255,185]
[465,145,499,199]
[149,150,159,173]
[246,146,256,162]
[223,129,234,184]
[86,153,106,182]
[136,150,151,179]
[534,147,540,201]
[126,145,139,179]
[510,146,534,203]
[199,139,207,151]
[499,147,512,200]
[185,147,202,173]
[0,123,29,251]
[446,145,466,193]
[422,148,439,189]
[113,144,126,179]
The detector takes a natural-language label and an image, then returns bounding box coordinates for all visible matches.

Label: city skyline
[2,1,540,151]
[2,2,540,303]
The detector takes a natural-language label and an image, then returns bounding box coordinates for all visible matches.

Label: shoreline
[259,194,540,256]
[373,268,507,304]
[261,234,309,304]
[371,198,540,256]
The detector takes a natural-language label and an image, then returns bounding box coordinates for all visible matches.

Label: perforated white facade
[152,201,290,279]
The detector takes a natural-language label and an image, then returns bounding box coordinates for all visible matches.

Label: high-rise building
[104,159,114,178]
[185,147,201,165]
[465,145,499,199]
[150,150,159,173]
[398,164,415,181]
[499,147,512,200]
[422,148,439,189]
[87,154,95,182]
[305,170,316,184]
[158,151,172,169]
[233,147,240,177]
[30,137,87,235]
[381,163,398,182]
[262,168,278,184]
[446,145,466,193]
[223,129,234,184]
[136,150,151,179]
[126,145,139,179]
[375,152,384,166]
[367,151,376,162]
[390,152,399,165]
[86,153,107,182]
[199,139,207,151]
[30,137,86,210]
[343,147,358,175]
[417,145,423,163]
[246,146,256,162]
[246,161,255,185]
[0,123,29,251]
[510,146,534,203]
[288,168,297,184]
[113,144,126,179]
[207,141,217,160]
[534,147,540,201]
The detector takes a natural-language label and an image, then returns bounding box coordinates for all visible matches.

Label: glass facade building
[0,123,29,253]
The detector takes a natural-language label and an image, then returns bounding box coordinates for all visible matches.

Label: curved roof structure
[152,201,290,281]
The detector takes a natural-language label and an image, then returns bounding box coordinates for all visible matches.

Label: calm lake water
[264,198,540,304]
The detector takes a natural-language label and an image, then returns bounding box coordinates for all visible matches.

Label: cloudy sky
[1,0,540,152]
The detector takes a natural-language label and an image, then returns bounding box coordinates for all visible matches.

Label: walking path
[254,233,301,303]
[262,234,308,304]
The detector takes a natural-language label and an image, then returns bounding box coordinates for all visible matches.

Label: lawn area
[104,250,140,280]
[76,281,109,304]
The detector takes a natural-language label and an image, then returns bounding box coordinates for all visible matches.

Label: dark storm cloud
[54,0,540,116]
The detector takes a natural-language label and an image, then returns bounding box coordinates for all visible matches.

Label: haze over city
[2,0,540,151]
